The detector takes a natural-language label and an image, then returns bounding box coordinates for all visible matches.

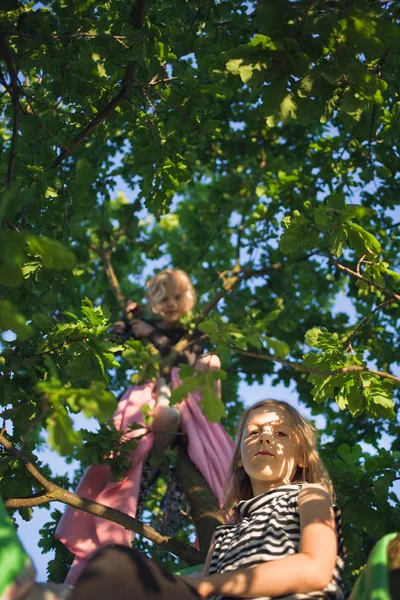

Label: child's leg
[151,377,180,456]
[194,353,222,398]
[71,545,200,600]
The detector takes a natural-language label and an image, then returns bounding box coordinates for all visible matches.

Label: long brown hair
[222,399,334,520]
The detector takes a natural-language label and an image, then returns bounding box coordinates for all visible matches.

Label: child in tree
[70,399,346,599]
[56,269,234,584]
[114,268,221,454]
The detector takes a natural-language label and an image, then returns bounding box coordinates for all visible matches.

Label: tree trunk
[176,442,224,561]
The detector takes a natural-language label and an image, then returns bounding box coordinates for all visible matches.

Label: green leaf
[263,336,290,359]
[27,236,76,270]
[198,320,218,335]
[248,34,282,50]
[32,312,54,332]
[341,205,376,222]
[45,187,58,198]
[46,403,82,456]
[246,334,262,350]
[198,373,226,422]
[346,382,364,417]
[338,443,362,464]
[364,378,395,419]
[279,211,319,255]
[382,266,400,281]
[21,261,42,279]
[313,206,329,231]
[280,94,297,122]
[330,227,347,258]
[345,222,381,256]
[305,327,322,348]
[326,192,346,210]
[0,300,33,341]
[169,378,198,405]
[66,384,117,422]
[304,327,342,352]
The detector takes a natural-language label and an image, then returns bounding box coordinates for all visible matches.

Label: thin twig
[229,346,400,385]
[356,254,366,276]
[101,247,127,314]
[54,0,149,167]
[332,258,400,303]
[343,298,395,350]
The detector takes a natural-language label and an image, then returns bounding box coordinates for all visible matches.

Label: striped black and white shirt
[208,484,346,600]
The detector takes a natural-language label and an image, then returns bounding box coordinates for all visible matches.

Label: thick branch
[176,443,224,559]
[0,26,20,185]
[54,0,149,167]
[4,490,52,508]
[230,347,400,385]
[0,432,200,565]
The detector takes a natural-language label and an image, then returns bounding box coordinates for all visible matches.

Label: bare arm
[188,485,338,598]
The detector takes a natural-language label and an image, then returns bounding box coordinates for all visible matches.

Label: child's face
[240,405,302,496]
[155,283,185,323]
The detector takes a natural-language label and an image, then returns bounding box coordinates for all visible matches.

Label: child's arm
[186,484,338,599]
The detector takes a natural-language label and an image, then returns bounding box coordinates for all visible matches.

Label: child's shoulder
[297,483,333,506]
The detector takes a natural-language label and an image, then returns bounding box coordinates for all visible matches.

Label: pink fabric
[55,369,234,584]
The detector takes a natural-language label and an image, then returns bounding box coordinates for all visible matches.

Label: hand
[184,349,197,366]
[180,576,211,598]
[109,320,126,336]
[130,319,154,338]
[126,299,143,319]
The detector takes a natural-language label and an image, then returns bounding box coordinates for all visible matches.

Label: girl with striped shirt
[71,399,345,600]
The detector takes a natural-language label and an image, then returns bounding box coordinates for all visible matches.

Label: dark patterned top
[208,484,346,600]
[118,318,204,365]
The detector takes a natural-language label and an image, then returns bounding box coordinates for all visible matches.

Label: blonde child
[121,268,222,453]
[70,399,346,599]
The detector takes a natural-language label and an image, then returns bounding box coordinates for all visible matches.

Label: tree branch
[332,258,400,303]
[54,0,149,167]
[229,347,400,385]
[196,266,242,324]
[176,443,224,559]
[343,298,395,350]
[4,490,53,508]
[101,247,127,314]
[0,432,201,565]
[0,26,20,186]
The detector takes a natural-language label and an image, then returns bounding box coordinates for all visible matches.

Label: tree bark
[176,442,224,560]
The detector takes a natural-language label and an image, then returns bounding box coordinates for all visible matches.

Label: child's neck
[158,319,180,329]
[251,480,294,497]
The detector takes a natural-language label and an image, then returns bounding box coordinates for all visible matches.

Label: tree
[0,0,399,589]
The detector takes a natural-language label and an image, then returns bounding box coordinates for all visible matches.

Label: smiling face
[240,405,302,496]
[146,269,196,325]
[156,284,185,323]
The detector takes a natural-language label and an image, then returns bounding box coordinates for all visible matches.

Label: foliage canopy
[0,0,399,587]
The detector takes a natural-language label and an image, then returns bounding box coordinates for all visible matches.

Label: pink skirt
[55,368,234,583]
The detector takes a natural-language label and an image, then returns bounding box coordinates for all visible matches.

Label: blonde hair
[146,269,196,315]
[222,399,334,519]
